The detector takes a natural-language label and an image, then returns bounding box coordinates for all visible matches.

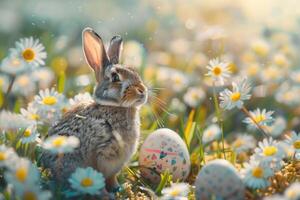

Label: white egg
[195,159,244,200]
[139,128,191,183]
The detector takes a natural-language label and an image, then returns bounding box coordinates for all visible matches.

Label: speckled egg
[138,128,190,183]
[195,159,244,200]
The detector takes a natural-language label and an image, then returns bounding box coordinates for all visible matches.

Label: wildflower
[241,160,273,189]
[202,124,221,145]
[12,74,36,96]
[0,145,18,168]
[0,111,32,131]
[15,187,52,200]
[260,65,283,83]
[33,88,66,124]
[161,183,190,200]
[10,37,47,66]
[219,78,251,110]
[275,83,300,106]
[243,108,274,129]
[20,103,40,124]
[20,124,40,144]
[232,134,256,153]
[206,58,231,85]
[251,39,270,57]
[42,135,79,154]
[263,116,286,138]
[183,87,206,107]
[69,92,93,106]
[68,167,105,195]
[32,67,55,89]
[170,71,188,92]
[273,53,289,68]
[284,182,300,200]
[253,138,285,164]
[5,158,39,188]
[34,88,64,108]
[285,131,300,154]
[0,56,28,76]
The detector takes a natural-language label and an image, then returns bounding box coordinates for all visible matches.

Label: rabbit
[41,27,148,196]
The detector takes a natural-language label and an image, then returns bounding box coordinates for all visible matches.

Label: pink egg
[138,128,190,183]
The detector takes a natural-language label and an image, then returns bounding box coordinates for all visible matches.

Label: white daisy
[20,124,40,144]
[243,108,274,129]
[241,160,273,189]
[263,116,286,138]
[122,40,144,68]
[0,56,28,76]
[68,167,105,195]
[285,131,300,154]
[206,58,231,85]
[202,124,221,145]
[161,183,190,200]
[69,92,93,106]
[232,134,256,153]
[10,37,47,66]
[12,74,36,96]
[219,78,251,110]
[170,71,188,92]
[15,187,51,200]
[275,83,300,106]
[5,158,39,189]
[42,135,79,154]
[253,138,285,165]
[251,39,270,57]
[284,182,300,200]
[0,110,33,131]
[0,145,18,168]
[183,87,206,108]
[31,67,55,89]
[0,74,9,92]
[20,103,41,124]
[33,88,66,124]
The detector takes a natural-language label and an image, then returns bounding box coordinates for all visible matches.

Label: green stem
[212,83,226,159]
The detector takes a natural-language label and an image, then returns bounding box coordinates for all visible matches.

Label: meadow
[0,0,300,199]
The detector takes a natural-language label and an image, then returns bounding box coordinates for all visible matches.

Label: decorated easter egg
[139,128,190,183]
[195,159,244,200]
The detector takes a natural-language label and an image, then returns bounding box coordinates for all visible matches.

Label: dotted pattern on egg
[195,159,244,200]
[139,128,191,183]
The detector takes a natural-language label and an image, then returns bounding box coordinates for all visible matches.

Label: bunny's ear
[107,35,123,64]
[82,27,109,82]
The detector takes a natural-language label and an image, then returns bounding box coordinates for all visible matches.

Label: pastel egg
[195,159,244,200]
[138,128,190,183]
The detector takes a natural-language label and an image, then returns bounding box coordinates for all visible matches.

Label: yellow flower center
[17,76,30,87]
[15,167,28,182]
[23,191,37,200]
[0,79,3,87]
[0,152,7,161]
[169,188,181,197]
[24,129,32,137]
[252,167,264,178]
[22,48,35,62]
[30,114,40,120]
[230,92,241,102]
[42,96,57,105]
[52,136,66,147]
[233,139,244,148]
[81,177,93,187]
[263,146,278,156]
[212,66,222,76]
[254,114,266,123]
[293,140,300,149]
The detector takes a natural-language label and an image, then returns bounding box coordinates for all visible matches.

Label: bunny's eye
[111,72,120,82]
